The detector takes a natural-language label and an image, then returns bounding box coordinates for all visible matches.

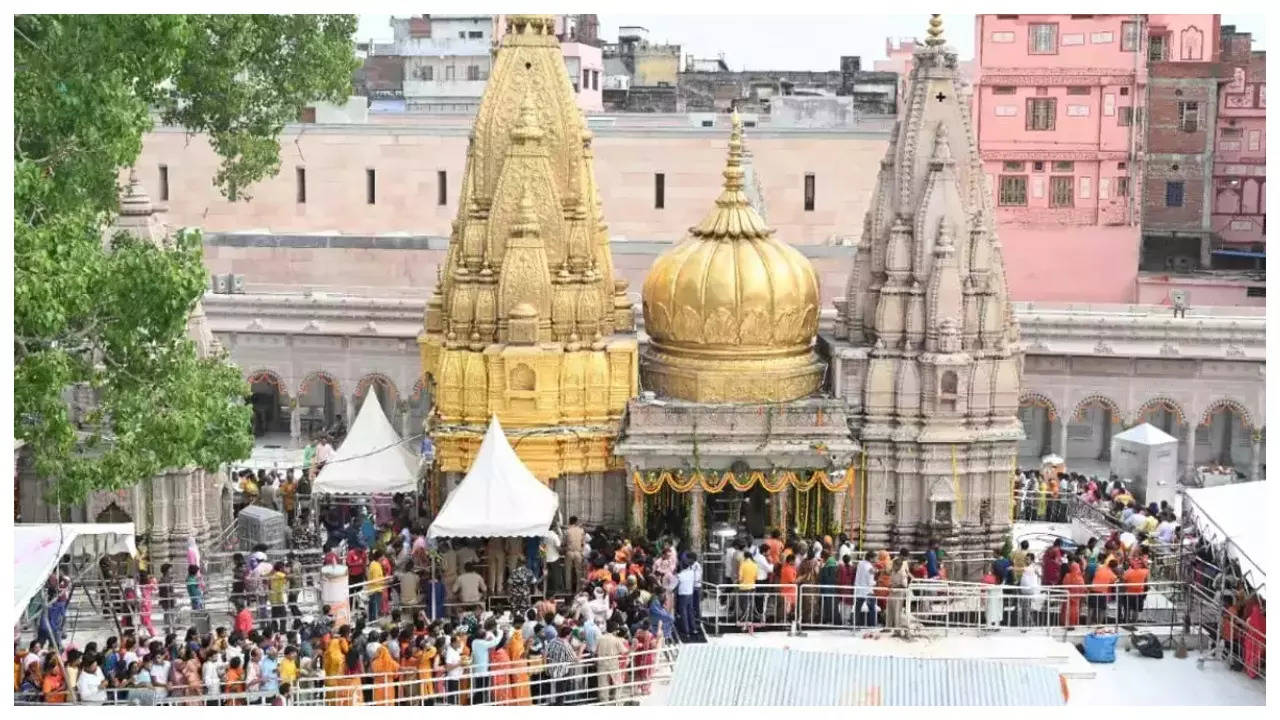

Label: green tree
[14,15,358,505]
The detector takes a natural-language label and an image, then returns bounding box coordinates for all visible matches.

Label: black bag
[1132,632,1164,659]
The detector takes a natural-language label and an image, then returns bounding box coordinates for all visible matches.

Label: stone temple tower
[419,15,639,525]
[830,16,1024,551]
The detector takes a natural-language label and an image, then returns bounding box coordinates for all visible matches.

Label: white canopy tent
[1183,481,1267,596]
[312,392,421,496]
[14,523,137,616]
[428,416,559,539]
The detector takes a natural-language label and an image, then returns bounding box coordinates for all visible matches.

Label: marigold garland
[632,467,856,495]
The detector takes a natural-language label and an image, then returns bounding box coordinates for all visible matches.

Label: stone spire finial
[120,167,154,217]
[925,14,945,47]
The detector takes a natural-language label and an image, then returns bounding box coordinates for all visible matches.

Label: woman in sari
[181,647,204,704]
[1061,562,1085,628]
[369,643,399,706]
[322,632,352,706]
[506,629,533,706]
[489,635,513,705]
[630,620,655,695]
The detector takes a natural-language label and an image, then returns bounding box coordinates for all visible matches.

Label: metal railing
[700,578,1191,640]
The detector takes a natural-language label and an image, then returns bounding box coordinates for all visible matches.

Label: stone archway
[246,368,291,438]
[354,373,400,425]
[1196,398,1259,479]
[1018,391,1061,466]
[95,502,132,524]
[1065,394,1125,472]
[298,371,343,438]
[1135,396,1191,481]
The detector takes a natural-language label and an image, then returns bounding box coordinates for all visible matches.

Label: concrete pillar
[1058,419,1069,459]
[831,485,847,536]
[774,486,790,536]
[690,486,705,551]
[289,405,302,448]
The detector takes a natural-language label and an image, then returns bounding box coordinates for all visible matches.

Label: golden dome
[641,112,823,403]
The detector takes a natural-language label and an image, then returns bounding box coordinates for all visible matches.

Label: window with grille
[1166,181,1184,207]
[1027,98,1056,130]
[467,65,480,81]
[1003,161,1025,171]
[804,173,816,212]
[583,69,590,90]
[445,65,455,81]
[468,30,483,39]
[1121,21,1140,52]
[999,175,1028,206]
[1067,86,1090,95]
[1118,106,1133,126]
[1032,161,1045,171]
[1179,101,1199,132]
[1029,23,1058,54]
[1052,161,1075,172]
[592,70,599,90]
[1050,176,1074,207]
[654,173,665,209]
[1116,176,1130,197]
[1222,127,1243,137]
[422,65,434,81]
[993,86,1016,95]
[1149,34,1167,61]
[159,164,169,202]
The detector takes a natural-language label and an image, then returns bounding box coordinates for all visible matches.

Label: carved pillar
[171,471,192,555]
[831,487,847,537]
[689,486,705,551]
[290,405,302,448]
[774,487,790,536]
[1250,431,1263,481]
[1058,421,1069,460]
[629,471,646,539]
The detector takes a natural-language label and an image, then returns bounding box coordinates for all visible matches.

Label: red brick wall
[1145,79,1216,154]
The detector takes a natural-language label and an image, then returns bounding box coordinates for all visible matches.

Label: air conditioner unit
[231,274,246,294]
[211,273,229,294]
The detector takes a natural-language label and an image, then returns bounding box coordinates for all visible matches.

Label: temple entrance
[791,484,835,540]
[705,484,772,540]
[1194,404,1256,480]
[248,371,290,437]
[298,373,342,440]
[1018,395,1062,467]
[644,486,689,545]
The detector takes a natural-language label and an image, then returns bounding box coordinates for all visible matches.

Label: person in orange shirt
[1060,562,1085,628]
[504,630,532,706]
[1119,563,1149,624]
[1088,559,1119,624]
[1243,597,1266,679]
[763,530,783,574]
[40,658,67,703]
[369,643,400,706]
[223,656,245,706]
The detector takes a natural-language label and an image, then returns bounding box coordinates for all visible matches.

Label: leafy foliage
[14,14,358,505]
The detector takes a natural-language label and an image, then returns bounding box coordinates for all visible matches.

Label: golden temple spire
[925,14,945,47]
[690,110,770,241]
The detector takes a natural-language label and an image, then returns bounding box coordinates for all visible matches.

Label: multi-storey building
[386,14,602,114]
[974,14,1157,304]
[1211,25,1266,261]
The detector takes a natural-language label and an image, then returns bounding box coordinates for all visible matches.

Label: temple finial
[721,111,745,192]
[925,14,945,47]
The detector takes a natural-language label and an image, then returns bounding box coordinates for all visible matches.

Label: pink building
[1212,25,1265,250]
[974,14,1157,303]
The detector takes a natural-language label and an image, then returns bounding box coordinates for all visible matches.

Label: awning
[14,523,137,615]
[665,645,1067,705]
[313,392,420,496]
[1183,481,1267,595]
[428,416,559,539]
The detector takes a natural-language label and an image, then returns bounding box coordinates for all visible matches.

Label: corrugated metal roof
[666,645,1066,706]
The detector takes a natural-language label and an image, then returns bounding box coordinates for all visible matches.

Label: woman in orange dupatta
[370,644,400,706]
[1061,562,1085,627]
[489,635,513,705]
[505,630,532,706]
[322,634,350,705]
